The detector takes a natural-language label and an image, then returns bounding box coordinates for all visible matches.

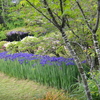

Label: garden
[0,0,100,100]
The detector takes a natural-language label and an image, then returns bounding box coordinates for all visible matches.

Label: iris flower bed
[0,52,87,91]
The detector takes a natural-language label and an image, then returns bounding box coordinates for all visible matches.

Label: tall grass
[0,52,86,91]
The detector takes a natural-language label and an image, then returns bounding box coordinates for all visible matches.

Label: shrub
[37,91,77,100]
[0,41,7,49]
[5,41,19,53]
[0,31,7,41]
[35,32,70,57]
[18,36,40,53]
[0,41,7,52]
[5,36,40,53]
[88,70,100,99]
[6,31,29,41]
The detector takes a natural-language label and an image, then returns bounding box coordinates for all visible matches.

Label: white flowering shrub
[6,41,19,53]
[21,36,39,45]
[15,36,41,53]
[0,41,7,48]
[3,42,11,48]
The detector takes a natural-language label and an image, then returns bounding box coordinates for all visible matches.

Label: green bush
[35,32,70,57]
[18,36,40,53]
[6,41,19,53]
[71,70,100,100]
[88,70,100,99]
[0,41,7,52]
[0,31,7,41]
[6,36,40,53]
[0,41,7,49]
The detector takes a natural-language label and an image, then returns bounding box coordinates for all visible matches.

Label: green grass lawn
[0,72,77,100]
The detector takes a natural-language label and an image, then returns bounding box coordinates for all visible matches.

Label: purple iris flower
[66,62,75,66]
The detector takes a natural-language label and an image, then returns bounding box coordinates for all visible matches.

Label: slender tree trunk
[92,31,100,68]
[59,28,92,100]
[92,0,100,67]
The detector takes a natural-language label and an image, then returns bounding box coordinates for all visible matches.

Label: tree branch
[76,0,93,32]
[65,17,80,39]
[43,0,60,28]
[93,0,100,33]
[59,0,63,13]
[26,0,56,26]
[59,0,66,28]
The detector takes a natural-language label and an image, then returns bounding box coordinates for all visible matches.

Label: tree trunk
[59,28,92,100]
[92,31,100,69]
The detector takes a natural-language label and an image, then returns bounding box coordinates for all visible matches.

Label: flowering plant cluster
[7,31,29,36]
[0,51,86,67]
[0,51,87,90]
[6,31,29,41]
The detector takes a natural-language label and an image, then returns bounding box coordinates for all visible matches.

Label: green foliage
[6,41,19,53]
[5,4,26,29]
[88,70,100,99]
[71,70,100,100]
[27,26,47,37]
[0,41,7,49]
[0,41,7,52]
[6,18,25,29]
[0,24,6,31]
[35,32,70,57]
[0,31,7,41]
